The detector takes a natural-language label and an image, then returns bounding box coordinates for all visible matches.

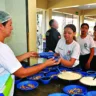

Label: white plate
[58,71,82,81]
[80,76,96,86]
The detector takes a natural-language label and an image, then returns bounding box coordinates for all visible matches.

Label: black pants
[90,56,96,71]
[79,54,91,71]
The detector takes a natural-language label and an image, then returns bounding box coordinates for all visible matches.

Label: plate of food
[63,85,87,95]
[80,76,96,86]
[17,80,39,91]
[27,73,44,80]
[58,71,82,81]
[46,72,59,79]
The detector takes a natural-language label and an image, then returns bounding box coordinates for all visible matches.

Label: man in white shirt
[77,23,95,71]
[0,11,59,96]
[91,25,96,70]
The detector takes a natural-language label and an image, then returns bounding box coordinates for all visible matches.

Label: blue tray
[39,52,54,59]
[63,85,87,95]
[17,80,39,91]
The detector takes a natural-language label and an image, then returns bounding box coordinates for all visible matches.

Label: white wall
[0,0,5,11]
[0,0,27,56]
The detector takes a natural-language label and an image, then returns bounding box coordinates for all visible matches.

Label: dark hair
[94,25,96,31]
[81,23,89,29]
[2,21,8,26]
[49,19,54,27]
[64,24,76,41]
[64,24,76,32]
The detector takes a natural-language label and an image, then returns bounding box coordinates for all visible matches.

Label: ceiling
[54,3,96,11]
[74,3,96,10]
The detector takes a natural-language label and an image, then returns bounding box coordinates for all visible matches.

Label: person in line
[77,23,95,71]
[55,24,80,68]
[90,25,96,70]
[45,19,61,52]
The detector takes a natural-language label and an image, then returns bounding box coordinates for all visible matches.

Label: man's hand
[54,57,61,65]
[27,51,39,58]
[44,58,59,67]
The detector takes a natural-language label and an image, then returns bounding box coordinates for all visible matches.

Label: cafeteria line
[1,0,96,96]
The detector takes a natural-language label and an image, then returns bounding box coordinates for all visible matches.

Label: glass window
[52,12,79,36]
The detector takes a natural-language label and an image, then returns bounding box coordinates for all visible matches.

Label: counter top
[14,79,68,96]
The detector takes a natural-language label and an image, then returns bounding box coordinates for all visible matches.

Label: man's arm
[16,51,38,62]
[86,48,94,69]
[13,58,57,78]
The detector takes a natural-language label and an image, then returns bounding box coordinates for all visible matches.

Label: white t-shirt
[77,35,95,55]
[94,41,96,55]
[0,42,22,95]
[55,38,80,67]
[0,42,22,74]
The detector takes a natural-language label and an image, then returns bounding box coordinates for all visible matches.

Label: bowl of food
[17,80,39,91]
[48,93,69,96]
[63,85,87,95]
[58,71,82,81]
[40,76,51,84]
[46,72,59,80]
[40,68,50,74]
[58,67,70,72]
[27,73,44,81]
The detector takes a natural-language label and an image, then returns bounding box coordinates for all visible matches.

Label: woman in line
[55,24,80,68]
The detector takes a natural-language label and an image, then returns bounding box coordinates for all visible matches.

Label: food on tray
[20,84,35,89]
[29,75,41,80]
[27,84,35,88]
[58,71,82,80]
[68,88,82,94]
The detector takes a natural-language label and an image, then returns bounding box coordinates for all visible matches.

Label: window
[52,12,79,36]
